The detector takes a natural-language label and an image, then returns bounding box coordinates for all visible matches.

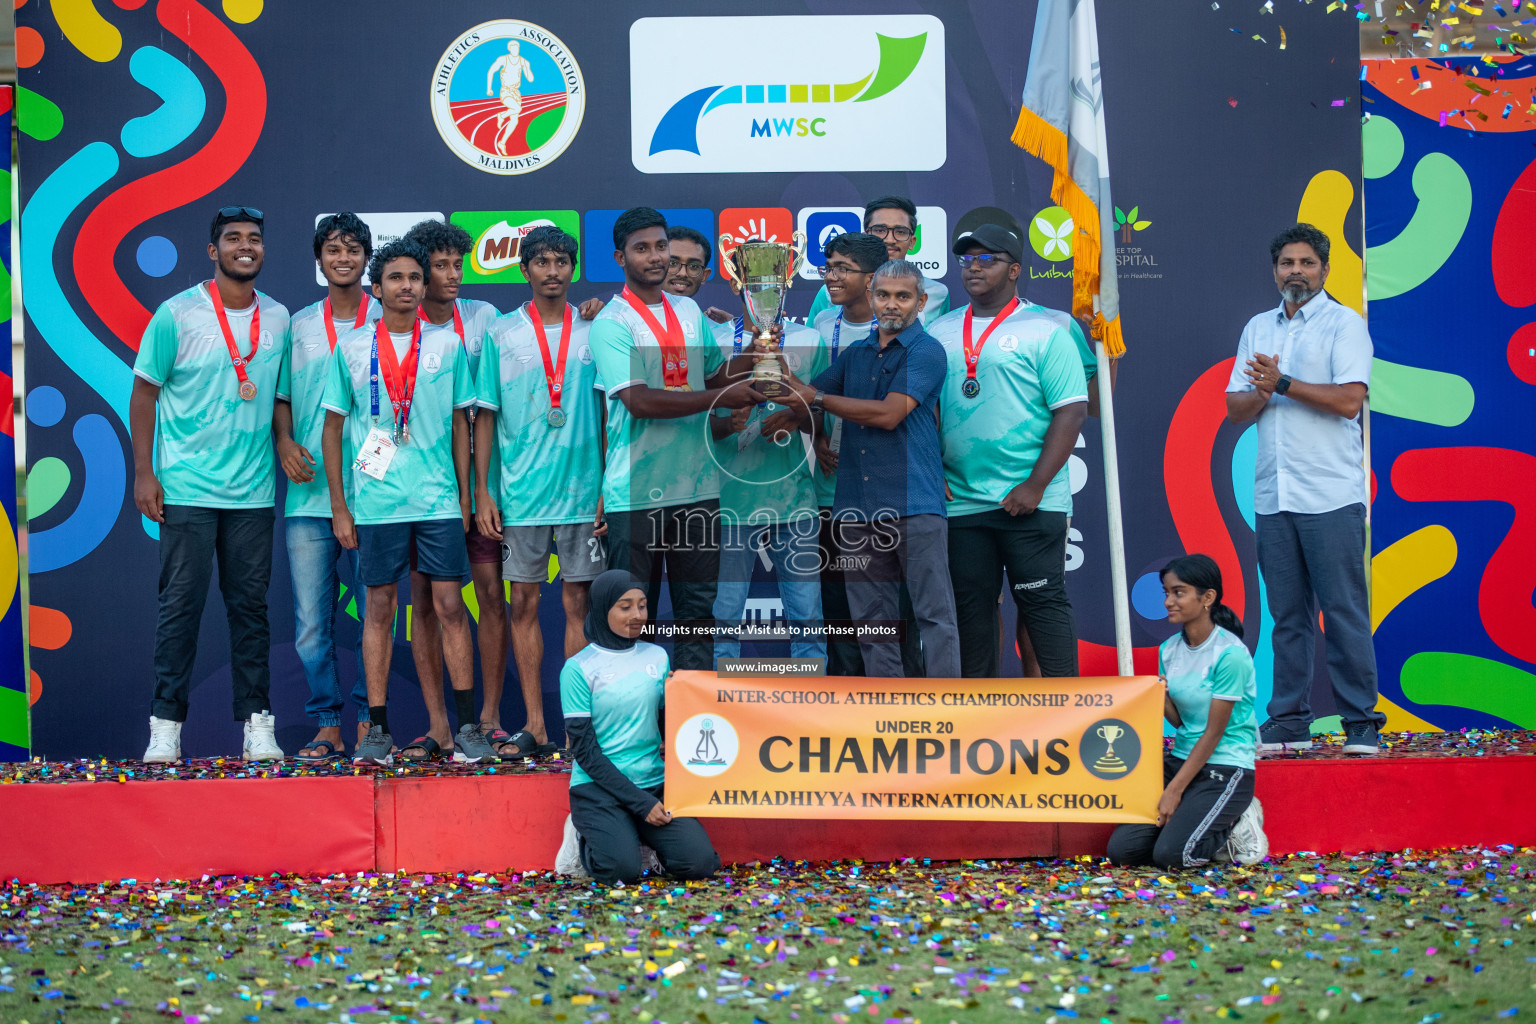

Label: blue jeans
[713,520,825,662]
[287,516,369,728]
[1256,503,1383,731]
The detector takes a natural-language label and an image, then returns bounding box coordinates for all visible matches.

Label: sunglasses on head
[217,206,264,222]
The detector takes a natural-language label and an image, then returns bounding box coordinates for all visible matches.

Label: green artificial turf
[1,847,1532,1023]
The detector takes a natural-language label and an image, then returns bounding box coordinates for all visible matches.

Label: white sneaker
[1223,797,1269,866]
[144,716,182,763]
[554,815,589,878]
[242,711,284,761]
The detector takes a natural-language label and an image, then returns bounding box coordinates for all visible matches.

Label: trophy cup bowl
[719,232,806,401]
[1093,723,1128,773]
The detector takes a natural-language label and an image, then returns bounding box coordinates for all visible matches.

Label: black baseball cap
[952,223,1023,262]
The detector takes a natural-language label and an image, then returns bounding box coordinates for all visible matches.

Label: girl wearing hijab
[1107,554,1268,869]
[560,569,721,883]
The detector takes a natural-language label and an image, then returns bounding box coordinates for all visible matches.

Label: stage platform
[4,731,1533,884]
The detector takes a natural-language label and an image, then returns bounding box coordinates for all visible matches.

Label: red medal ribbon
[528,302,573,412]
[207,281,260,396]
[374,319,421,435]
[962,297,1021,383]
[323,293,370,351]
[417,301,466,347]
[621,287,689,389]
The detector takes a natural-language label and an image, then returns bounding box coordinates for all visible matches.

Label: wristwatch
[811,390,825,410]
[1275,374,1292,395]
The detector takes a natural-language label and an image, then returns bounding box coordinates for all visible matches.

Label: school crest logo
[676,713,739,777]
[431,20,586,175]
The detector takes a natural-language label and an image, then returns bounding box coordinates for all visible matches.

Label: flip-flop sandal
[295,739,343,763]
[496,730,541,759]
[534,742,561,757]
[400,735,445,762]
[482,728,516,759]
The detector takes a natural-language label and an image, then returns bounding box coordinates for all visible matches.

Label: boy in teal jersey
[1108,555,1268,868]
[131,205,288,764]
[559,570,719,883]
[320,240,492,766]
[473,226,605,760]
[931,226,1088,680]
[399,221,510,750]
[588,207,765,672]
[274,213,381,762]
[708,276,826,664]
[805,196,950,328]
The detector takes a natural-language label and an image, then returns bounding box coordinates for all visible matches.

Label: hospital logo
[676,713,739,777]
[430,20,586,175]
[630,15,945,174]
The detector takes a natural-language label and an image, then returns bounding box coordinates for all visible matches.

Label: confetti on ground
[0,847,1532,1023]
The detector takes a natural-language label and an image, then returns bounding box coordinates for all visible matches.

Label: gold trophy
[719,232,806,400]
[1093,723,1129,774]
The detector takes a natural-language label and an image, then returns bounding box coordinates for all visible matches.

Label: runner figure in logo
[689,718,724,767]
[487,40,536,156]
[430,20,586,175]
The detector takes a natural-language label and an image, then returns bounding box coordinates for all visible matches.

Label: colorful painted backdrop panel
[0,84,24,759]
[15,1,1366,758]
[1362,57,1536,732]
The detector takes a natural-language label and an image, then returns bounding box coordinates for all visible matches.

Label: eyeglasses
[957,253,1013,268]
[668,257,708,276]
[217,205,264,222]
[867,224,915,241]
[817,264,866,279]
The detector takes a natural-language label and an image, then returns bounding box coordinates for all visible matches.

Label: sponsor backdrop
[14,0,1380,760]
[1360,58,1536,733]
[0,87,22,760]
[665,672,1161,823]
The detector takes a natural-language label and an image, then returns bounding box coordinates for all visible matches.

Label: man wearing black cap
[930,225,1089,678]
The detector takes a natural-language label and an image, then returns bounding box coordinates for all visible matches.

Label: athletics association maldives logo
[631,15,945,173]
[431,20,586,175]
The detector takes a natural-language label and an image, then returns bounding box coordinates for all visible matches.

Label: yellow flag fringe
[1011,105,1126,357]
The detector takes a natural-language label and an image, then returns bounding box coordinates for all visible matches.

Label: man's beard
[877,309,918,333]
[1279,279,1319,305]
[220,255,261,282]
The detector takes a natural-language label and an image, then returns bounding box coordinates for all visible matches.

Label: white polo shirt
[1226,293,1372,516]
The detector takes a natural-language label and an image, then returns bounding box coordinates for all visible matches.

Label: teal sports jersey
[1160,626,1259,772]
[133,283,290,509]
[319,322,476,525]
[276,296,382,518]
[425,298,500,509]
[475,302,602,526]
[810,308,874,509]
[807,276,950,327]
[560,641,670,790]
[709,318,824,525]
[1023,300,1098,384]
[589,292,724,512]
[931,302,1089,517]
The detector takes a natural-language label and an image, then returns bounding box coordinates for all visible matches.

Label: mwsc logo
[430,20,586,175]
[630,16,945,174]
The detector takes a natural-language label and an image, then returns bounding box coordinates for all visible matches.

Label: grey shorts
[501,522,607,583]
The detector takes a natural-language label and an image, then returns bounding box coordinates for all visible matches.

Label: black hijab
[584,569,646,652]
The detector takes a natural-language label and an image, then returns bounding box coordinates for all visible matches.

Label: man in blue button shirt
[1226,224,1383,756]
[780,259,959,678]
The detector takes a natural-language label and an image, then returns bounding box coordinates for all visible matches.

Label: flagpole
[1095,342,1133,676]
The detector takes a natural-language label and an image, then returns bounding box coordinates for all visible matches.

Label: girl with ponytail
[1107,554,1269,869]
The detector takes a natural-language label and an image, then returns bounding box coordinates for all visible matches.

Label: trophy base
[752,375,794,401]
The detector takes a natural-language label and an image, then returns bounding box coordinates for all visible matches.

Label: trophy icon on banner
[719,232,806,400]
[1093,723,1129,774]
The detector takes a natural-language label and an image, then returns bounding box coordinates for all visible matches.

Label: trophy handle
[784,230,808,287]
[718,234,743,289]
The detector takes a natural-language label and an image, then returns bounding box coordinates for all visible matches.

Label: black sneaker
[1342,722,1379,755]
[1257,718,1313,752]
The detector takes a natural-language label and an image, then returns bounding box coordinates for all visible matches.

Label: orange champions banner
[664,672,1161,823]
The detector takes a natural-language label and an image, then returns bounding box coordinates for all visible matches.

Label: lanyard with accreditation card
[961,296,1020,398]
[323,293,371,350]
[528,301,573,428]
[370,319,420,444]
[621,287,691,390]
[206,281,261,401]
